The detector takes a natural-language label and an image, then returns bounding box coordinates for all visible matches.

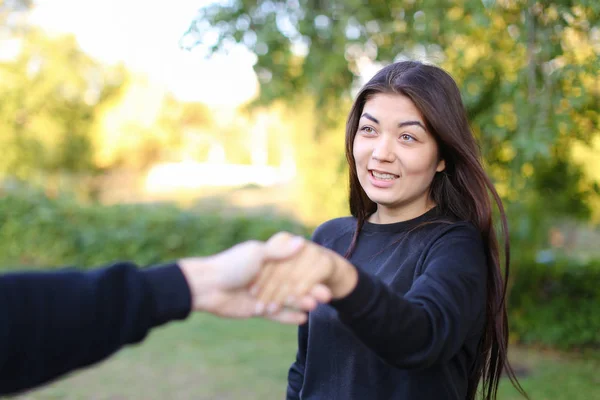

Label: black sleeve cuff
[329,267,380,321]
[141,263,192,327]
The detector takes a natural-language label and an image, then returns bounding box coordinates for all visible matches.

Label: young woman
[253,61,526,400]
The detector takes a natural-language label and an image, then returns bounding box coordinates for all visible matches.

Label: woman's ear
[436,159,446,173]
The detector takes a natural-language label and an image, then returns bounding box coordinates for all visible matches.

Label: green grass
[498,346,599,400]
[13,314,599,400]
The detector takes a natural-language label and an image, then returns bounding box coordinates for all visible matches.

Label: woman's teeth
[371,171,398,180]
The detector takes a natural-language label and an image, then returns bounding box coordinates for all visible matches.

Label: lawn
[13,314,599,400]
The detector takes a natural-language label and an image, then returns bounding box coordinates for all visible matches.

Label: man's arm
[0,239,330,396]
[0,262,190,395]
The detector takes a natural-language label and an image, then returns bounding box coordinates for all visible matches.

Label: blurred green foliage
[0,0,598,351]
[2,2,598,233]
[1,188,597,350]
[0,188,309,270]
[0,29,126,180]
[185,0,600,228]
[509,258,600,350]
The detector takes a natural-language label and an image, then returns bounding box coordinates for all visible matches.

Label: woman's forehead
[361,93,423,122]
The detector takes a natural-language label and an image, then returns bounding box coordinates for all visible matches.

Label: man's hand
[250,232,359,315]
[178,239,331,325]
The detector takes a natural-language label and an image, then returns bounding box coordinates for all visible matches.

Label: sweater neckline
[361,207,442,233]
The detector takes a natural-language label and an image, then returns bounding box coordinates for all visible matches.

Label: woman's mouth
[368,170,399,188]
[370,170,399,180]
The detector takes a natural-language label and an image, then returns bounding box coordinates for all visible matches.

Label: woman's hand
[250,232,359,314]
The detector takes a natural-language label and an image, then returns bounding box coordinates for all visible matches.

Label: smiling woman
[353,93,446,223]
[251,60,528,400]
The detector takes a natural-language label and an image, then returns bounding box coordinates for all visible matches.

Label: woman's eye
[360,126,376,135]
[400,134,415,142]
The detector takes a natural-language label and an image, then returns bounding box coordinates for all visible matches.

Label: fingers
[260,292,327,325]
[309,284,332,304]
[249,262,277,313]
[258,290,327,321]
[292,249,335,297]
[265,309,308,325]
[263,256,306,312]
[255,283,333,319]
[264,232,306,260]
[253,242,336,313]
[254,257,297,313]
[279,244,334,302]
[288,285,333,311]
[251,282,330,317]
[295,295,317,311]
[248,232,305,310]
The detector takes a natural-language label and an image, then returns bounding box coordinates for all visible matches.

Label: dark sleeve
[330,224,487,369]
[286,321,308,399]
[0,261,192,395]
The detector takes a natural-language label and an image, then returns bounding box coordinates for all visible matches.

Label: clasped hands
[178,232,357,325]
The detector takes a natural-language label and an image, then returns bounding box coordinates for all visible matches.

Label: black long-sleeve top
[287,208,488,399]
[0,262,191,395]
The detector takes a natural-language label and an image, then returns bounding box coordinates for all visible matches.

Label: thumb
[264,232,306,260]
[217,241,264,289]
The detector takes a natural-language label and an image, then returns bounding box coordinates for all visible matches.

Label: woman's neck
[369,200,436,224]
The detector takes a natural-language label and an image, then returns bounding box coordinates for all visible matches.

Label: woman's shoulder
[311,216,356,245]
[424,219,485,253]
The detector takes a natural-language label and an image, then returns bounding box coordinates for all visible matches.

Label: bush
[1,189,597,350]
[509,258,600,350]
[0,189,309,270]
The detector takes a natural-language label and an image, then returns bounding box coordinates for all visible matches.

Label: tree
[184,0,600,243]
[0,29,125,182]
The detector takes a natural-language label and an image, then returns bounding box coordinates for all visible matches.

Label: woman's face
[353,93,445,221]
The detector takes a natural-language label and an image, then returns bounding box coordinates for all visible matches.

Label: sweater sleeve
[286,321,308,399]
[329,224,487,369]
[0,261,192,395]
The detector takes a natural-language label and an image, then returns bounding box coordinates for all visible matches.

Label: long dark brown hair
[344,61,527,400]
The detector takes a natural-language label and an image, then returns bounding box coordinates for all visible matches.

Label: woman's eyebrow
[361,113,426,131]
[398,120,426,131]
[360,113,379,124]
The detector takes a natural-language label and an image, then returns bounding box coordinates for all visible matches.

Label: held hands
[178,232,357,325]
[178,239,332,325]
[250,232,358,316]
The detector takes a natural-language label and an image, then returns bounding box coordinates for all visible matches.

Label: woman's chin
[367,197,398,209]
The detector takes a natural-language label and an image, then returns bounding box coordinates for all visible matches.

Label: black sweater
[287,208,488,399]
[0,262,191,395]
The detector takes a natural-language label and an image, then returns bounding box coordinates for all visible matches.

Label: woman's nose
[371,136,396,163]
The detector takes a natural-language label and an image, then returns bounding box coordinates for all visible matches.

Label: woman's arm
[255,225,488,369]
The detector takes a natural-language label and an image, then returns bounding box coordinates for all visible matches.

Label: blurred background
[0,0,598,398]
